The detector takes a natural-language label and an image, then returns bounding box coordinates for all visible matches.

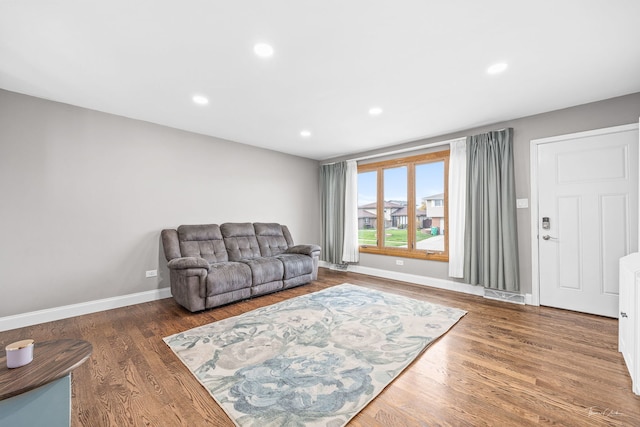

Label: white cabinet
[619,253,640,395]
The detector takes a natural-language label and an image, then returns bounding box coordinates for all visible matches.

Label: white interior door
[536,124,638,317]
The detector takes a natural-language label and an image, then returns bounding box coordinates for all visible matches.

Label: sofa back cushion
[177,224,228,263]
[254,223,290,256]
[220,223,261,261]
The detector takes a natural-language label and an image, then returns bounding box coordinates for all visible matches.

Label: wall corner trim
[0,288,173,332]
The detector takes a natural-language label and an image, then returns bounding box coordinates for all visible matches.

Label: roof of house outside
[422,193,444,201]
[358,209,377,219]
[359,201,405,209]
[391,207,427,217]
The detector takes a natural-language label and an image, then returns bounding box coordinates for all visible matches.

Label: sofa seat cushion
[205,262,252,297]
[241,257,284,285]
[276,253,313,279]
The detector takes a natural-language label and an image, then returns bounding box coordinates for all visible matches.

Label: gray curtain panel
[320,162,347,264]
[463,128,520,291]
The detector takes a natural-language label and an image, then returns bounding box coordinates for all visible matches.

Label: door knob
[542,235,557,240]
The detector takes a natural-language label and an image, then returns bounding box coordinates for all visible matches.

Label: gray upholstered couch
[161,222,321,312]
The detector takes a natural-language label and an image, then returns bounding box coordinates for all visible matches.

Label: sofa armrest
[167,257,210,270]
[286,244,321,256]
[161,229,182,261]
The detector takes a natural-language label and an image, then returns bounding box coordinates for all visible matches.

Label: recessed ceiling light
[369,107,383,116]
[192,95,209,105]
[300,130,311,138]
[487,62,508,75]
[254,43,274,58]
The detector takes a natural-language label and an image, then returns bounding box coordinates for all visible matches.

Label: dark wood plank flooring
[1,268,639,426]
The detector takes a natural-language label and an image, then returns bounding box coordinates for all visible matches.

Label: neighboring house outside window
[358,208,377,229]
[423,193,445,234]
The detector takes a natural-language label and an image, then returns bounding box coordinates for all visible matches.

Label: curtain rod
[321,136,466,165]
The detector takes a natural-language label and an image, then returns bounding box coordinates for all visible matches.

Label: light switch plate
[516,198,529,209]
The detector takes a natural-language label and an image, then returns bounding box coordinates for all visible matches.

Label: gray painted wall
[326,92,640,295]
[2,89,638,318]
[0,90,321,317]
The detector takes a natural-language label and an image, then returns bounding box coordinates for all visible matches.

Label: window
[357,150,449,261]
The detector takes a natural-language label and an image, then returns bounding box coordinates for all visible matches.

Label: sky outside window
[358,162,444,205]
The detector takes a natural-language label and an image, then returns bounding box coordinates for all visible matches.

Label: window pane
[383,166,407,248]
[416,161,445,252]
[357,171,377,246]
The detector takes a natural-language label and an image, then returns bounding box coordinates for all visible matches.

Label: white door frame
[529,123,639,307]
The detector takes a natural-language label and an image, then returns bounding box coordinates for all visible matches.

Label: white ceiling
[1,1,639,161]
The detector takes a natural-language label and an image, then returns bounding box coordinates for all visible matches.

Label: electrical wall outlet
[396,260,404,266]
[145,269,158,278]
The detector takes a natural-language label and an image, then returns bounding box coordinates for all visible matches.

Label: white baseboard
[319,261,484,297]
[0,288,173,332]
[319,262,535,304]
[524,293,535,305]
[2,266,536,332]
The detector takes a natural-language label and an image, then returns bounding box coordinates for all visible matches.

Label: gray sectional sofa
[161,222,321,312]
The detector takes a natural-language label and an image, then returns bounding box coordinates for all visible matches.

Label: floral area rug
[164,283,466,427]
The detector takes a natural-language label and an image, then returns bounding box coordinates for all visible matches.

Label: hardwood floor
[2,268,639,426]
